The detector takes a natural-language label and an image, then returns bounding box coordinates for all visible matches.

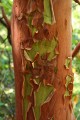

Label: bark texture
[11,0,75,120]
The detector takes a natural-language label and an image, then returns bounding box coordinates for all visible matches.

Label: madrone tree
[11,0,76,120]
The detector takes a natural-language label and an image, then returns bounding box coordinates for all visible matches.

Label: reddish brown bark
[11,0,75,120]
[40,1,75,119]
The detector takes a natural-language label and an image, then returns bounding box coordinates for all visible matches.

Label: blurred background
[0,0,80,120]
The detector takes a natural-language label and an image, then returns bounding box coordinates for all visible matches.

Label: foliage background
[72,2,80,120]
[0,0,15,120]
[0,0,80,120]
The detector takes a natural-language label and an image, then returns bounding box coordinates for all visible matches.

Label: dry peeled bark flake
[26,0,37,14]
[64,57,72,69]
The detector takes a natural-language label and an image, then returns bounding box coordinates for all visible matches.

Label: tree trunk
[11,0,75,120]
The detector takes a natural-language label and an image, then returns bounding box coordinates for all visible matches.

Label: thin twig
[1,7,11,28]
[72,42,80,58]
[0,0,11,45]
[74,0,80,5]
[0,17,7,27]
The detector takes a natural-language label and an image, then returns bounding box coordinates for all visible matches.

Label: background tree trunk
[11,0,75,120]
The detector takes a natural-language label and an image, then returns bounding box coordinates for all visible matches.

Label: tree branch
[0,0,11,45]
[74,0,80,5]
[0,17,7,27]
[0,0,10,28]
[72,42,80,58]
[1,7,11,28]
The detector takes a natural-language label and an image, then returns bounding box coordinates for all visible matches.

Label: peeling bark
[11,0,75,120]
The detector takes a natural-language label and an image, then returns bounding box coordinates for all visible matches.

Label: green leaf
[0,2,9,9]
[77,115,80,120]
[0,102,4,107]
[0,117,3,120]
